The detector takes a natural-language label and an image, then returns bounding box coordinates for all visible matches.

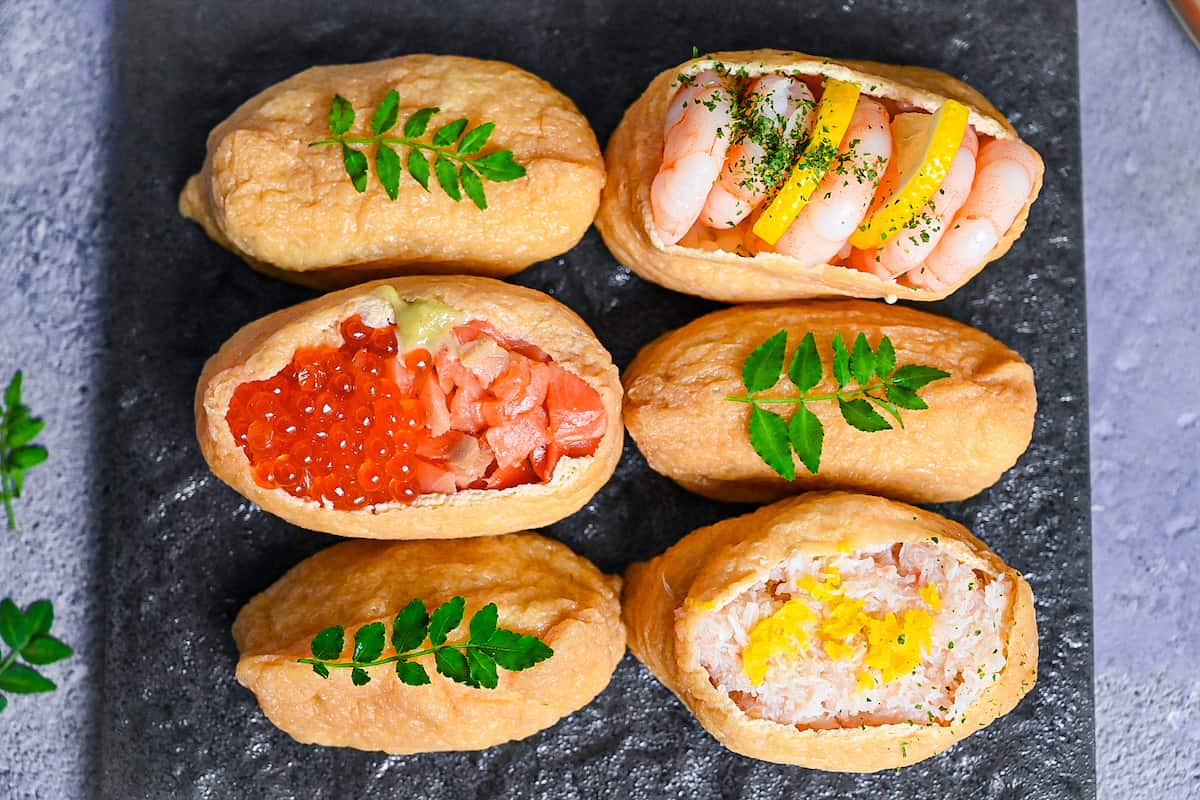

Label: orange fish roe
[225,315,606,510]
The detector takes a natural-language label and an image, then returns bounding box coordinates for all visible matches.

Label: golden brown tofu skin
[234,533,625,754]
[622,300,1035,504]
[180,55,605,288]
[595,49,1043,303]
[622,492,1038,771]
[195,276,623,539]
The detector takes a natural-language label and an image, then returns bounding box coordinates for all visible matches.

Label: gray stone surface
[0,0,1193,797]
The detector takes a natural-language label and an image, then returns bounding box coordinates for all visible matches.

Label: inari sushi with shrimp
[596,49,1044,302]
[622,492,1038,771]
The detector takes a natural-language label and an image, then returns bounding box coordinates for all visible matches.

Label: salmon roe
[225,314,606,510]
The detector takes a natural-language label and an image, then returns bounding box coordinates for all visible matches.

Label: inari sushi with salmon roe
[622,492,1037,771]
[195,276,622,539]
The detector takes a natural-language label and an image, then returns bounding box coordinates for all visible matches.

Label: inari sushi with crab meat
[622,492,1038,771]
[596,49,1044,302]
[195,276,622,539]
[180,54,605,288]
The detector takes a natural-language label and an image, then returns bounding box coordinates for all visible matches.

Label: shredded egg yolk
[739,565,943,688]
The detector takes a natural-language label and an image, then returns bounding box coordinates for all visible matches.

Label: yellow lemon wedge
[751,78,862,245]
[849,99,971,249]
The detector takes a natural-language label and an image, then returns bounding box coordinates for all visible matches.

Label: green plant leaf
[0,664,54,694]
[7,417,44,449]
[886,384,928,410]
[395,660,430,686]
[787,331,822,392]
[311,663,329,679]
[22,635,72,665]
[329,95,355,137]
[0,599,30,650]
[433,157,461,201]
[788,405,824,475]
[392,599,429,653]
[434,647,474,685]
[0,694,7,713]
[351,667,371,686]
[890,365,951,391]
[875,336,896,378]
[24,600,52,637]
[9,469,25,498]
[460,166,487,210]
[742,330,787,394]
[870,396,905,428]
[432,118,469,147]
[748,405,794,480]
[342,145,369,193]
[310,626,344,661]
[9,446,47,470]
[466,648,498,689]
[352,621,386,663]
[428,596,466,646]
[407,149,431,190]
[458,122,494,155]
[376,143,402,200]
[480,628,553,671]
[472,150,526,182]
[468,603,498,644]
[850,333,875,387]
[403,107,439,138]
[838,398,892,432]
[831,334,851,387]
[371,90,400,136]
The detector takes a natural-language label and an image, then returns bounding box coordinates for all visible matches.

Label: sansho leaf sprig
[310,90,527,209]
[0,598,73,714]
[726,331,950,478]
[1,371,49,531]
[298,596,553,689]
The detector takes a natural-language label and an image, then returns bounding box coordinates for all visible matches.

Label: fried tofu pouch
[596,49,1044,302]
[196,276,623,539]
[623,300,1035,504]
[180,55,604,288]
[623,492,1038,771]
[234,533,625,753]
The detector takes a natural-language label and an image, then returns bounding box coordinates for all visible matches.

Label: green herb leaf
[392,599,429,653]
[6,418,44,449]
[479,628,554,671]
[0,695,7,713]
[458,122,495,155]
[875,336,896,378]
[886,384,928,410]
[460,166,487,210]
[0,599,30,650]
[787,331,822,392]
[468,603,498,644]
[329,95,355,136]
[788,405,824,475]
[870,395,905,428]
[395,660,430,686]
[24,600,52,637]
[310,626,344,661]
[9,445,47,471]
[371,90,400,136]
[376,143,402,200]
[890,365,950,391]
[0,663,54,694]
[407,149,431,190]
[472,150,526,182]
[831,334,851,387]
[432,118,469,147]
[434,647,473,685]
[404,107,439,138]
[742,330,787,394]
[467,648,499,689]
[748,405,794,480]
[311,663,330,679]
[342,145,369,193]
[428,596,465,646]
[353,621,386,663]
[850,333,875,387]
[839,398,892,432]
[351,667,371,686]
[434,157,461,201]
[22,635,73,665]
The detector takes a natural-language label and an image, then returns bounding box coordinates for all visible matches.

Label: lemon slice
[848,99,970,250]
[751,78,862,246]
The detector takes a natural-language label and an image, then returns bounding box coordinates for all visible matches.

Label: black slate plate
[102,1,1094,797]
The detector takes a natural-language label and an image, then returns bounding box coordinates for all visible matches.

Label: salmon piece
[453,320,551,363]
[458,336,511,387]
[386,356,417,397]
[484,357,551,425]
[412,457,457,495]
[545,365,607,456]
[445,435,495,488]
[417,370,452,437]
[530,441,563,482]
[449,382,486,434]
[484,407,550,469]
[485,458,538,490]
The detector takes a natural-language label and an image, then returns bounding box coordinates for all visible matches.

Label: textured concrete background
[0,0,1194,797]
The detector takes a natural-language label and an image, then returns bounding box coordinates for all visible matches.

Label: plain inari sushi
[622,300,1036,505]
[622,492,1038,771]
[596,49,1044,302]
[195,276,622,539]
[234,533,626,753]
[181,55,605,288]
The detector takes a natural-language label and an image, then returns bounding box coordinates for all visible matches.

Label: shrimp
[846,117,979,279]
[699,76,815,230]
[903,139,1042,290]
[650,71,736,246]
[769,97,893,266]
